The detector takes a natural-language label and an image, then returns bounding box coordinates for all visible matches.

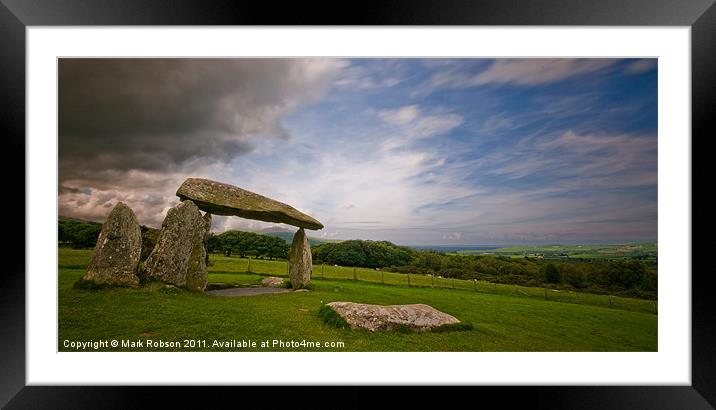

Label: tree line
[312,240,657,299]
[58,219,102,248]
[207,230,289,260]
[58,221,657,299]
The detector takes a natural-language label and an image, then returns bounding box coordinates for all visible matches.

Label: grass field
[58,248,657,352]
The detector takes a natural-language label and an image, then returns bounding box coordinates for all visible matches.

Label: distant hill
[256,227,335,247]
[59,215,101,225]
[59,215,336,248]
[58,216,102,248]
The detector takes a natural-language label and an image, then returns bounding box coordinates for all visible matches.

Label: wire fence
[209,255,658,315]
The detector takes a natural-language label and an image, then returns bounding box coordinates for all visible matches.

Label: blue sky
[59,58,657,246]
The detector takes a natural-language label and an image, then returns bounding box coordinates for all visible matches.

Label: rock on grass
[325,302,461,332]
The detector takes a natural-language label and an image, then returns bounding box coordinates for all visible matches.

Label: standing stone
[140,200,203,287]
[288,228,312,289]
[186,212,211,292]
[78,202,142,287]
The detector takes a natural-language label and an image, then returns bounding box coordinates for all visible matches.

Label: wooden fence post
[452,278,455,289]
[247,257,251,273]
[321,263,324,278]
[407,274,411,287]
[381,270,384,284]
[474,279,477,291]
[353,267,356,280]
[608,295,613,308]
[431,275,434,288]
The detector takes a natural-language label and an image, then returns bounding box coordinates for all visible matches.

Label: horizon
[60,213,656,249]
[59,58,657,246]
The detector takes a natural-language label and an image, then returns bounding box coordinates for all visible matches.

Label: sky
[58,58,657,246]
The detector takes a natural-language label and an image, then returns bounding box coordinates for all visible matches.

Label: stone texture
[140,200,204,287]
[79,202,142,287]
[202,212,212,267]
[176,178,323,230]
[325,302,460,332]
[261,276,285,287]
[140,225,160,262]
[288,228,312,289]
[185,212,212,292]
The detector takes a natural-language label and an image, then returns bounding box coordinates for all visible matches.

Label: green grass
[61,249,658,314]
[58,248,657,351]
[206,253,657,315]
[318,304,350,329]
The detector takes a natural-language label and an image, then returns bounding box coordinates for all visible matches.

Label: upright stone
[176,178,324,230]
[78,202,142,287]
[288,228,312,289]
[140,200,203,287]
[186,212,211,292]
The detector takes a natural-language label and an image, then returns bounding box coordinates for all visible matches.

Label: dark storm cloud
[59,58,346,179]
[58,58,346,226]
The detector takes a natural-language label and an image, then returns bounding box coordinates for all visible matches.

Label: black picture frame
[1,0,712,408]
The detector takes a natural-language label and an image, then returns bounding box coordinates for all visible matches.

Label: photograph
[2,0,711,404]
[57,57,659,352]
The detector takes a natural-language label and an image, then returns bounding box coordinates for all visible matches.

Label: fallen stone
[325,302,460,332]
[140,200,204,287]
[185,212,212,292]
[79,202,142,287]
[261,276,285,288]
[176,178,323,230]
[288,228,312,289]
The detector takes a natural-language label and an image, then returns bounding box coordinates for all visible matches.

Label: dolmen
[76,178,323,291]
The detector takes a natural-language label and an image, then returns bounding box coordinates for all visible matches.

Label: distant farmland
[455,243,657,263]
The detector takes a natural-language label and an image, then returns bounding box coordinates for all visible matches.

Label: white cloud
[215,104,475,235]
[378,104,421,125]
[624,59,657,74]
[377,105,464,150]
[416,59,620,96]
[470,59,618,86]
[333,62,404,91]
